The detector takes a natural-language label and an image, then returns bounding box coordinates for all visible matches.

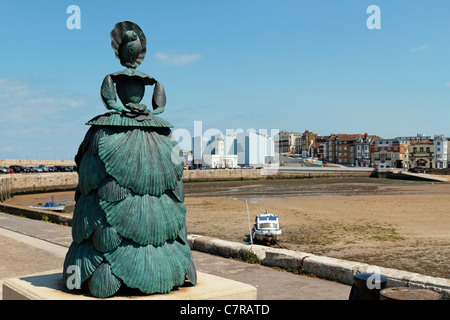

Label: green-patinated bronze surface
[62,21,196,298]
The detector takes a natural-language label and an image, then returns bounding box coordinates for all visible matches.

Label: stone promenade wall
[188,235,450,299]
[9,173,78,194]
[5,168,376,195]
[183,169,264,181]
[182,168,373,182]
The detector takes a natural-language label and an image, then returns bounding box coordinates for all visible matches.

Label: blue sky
[1,0,450,160]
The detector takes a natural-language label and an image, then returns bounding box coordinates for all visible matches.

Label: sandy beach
[185,179,450,279]
[4,177,449,279]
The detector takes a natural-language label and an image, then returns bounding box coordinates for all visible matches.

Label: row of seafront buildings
[182,129,449,169]
[278,130,449,169]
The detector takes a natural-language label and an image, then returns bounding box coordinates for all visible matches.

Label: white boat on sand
[251,210,282,245]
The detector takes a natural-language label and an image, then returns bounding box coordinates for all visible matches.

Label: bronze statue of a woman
[62,21,196,298]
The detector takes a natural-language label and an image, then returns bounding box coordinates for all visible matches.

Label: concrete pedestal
[2,270,257,300]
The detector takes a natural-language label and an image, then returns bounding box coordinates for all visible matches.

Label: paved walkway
[0,212,350,300]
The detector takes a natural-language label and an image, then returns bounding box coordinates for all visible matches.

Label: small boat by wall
[251,210,282,245]
[28,202,66,212]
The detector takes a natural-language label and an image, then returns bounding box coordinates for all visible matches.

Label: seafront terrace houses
[300,130,317,158]
[355,133,379,167]
[308,135,329,161]
[408,139,434,169]
[276,131,301,154]
[397,134,434,169]
[434,134,449,169]
[371,138,410,169]
[326,133,378,166]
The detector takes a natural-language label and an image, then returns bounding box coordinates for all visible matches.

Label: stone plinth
[2,270,257,300]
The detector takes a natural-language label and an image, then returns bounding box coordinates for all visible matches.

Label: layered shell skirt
[62,112,196,298]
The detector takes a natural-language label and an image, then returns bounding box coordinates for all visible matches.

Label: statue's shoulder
[110,69,156,85]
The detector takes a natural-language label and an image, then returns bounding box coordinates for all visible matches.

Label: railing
[0,175,12,202]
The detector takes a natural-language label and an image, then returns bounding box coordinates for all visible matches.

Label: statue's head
[111,21,147,69]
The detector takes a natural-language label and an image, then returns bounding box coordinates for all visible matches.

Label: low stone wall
[183,169,263,181]
[4,168,376,195]
[183,168,374,182]
[188,235,450,299]
[10,173,78,194]
[0,203,72,226]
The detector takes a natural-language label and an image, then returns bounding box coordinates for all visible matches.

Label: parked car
[0,166,9,173]
[38,165,49,172]
[54,166,68,172]
[9,165,25,173]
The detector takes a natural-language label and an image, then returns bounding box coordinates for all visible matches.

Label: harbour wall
[5,166,448,197]
[182,167,375,182]
[0,159,76,168]
[4,168,374,195]
[5,173,78,195]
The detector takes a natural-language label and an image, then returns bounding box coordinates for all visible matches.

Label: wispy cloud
[0,78,87,124]
[0,77,93,159]
[411,44,429,53]
[0,78,34,99]
[154,52,202,66]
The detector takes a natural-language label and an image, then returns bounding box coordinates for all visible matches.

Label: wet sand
[4,177,450,279]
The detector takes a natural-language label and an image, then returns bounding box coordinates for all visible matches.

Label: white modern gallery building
[191,130,276,168]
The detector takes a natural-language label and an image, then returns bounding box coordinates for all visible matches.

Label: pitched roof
[329,134,363,141]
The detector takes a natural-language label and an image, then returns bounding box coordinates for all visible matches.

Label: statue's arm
[101,75,130,112]
[151,81,166,115]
